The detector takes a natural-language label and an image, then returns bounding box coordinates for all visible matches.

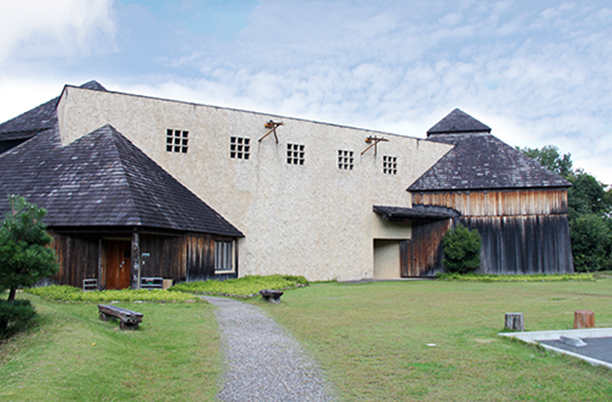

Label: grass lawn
[2,279,612,401]
[0,294,220,402]
[255,279,612,401]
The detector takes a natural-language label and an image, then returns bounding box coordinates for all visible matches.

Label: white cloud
[1,0,612,184]
[0,0,115,65]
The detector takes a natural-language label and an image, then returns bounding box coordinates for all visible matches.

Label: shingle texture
[0,80,106,141]
[0,124,243,237]
[410,109,570,191]
[427,108,491,135]
[409,133,571,191]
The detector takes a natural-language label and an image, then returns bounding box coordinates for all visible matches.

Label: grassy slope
[256,279,612,402]
[0,294,220,402]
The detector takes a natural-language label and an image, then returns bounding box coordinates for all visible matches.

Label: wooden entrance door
[106,241,131,289]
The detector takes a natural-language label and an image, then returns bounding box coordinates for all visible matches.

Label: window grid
[214,240,233,272]
[287,143,305,165]
[338,150,354,170]
[383,155,397,175]
[166,129,189,153]
[230,136,250,160]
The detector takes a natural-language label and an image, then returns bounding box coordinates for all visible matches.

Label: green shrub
[570,214,612,272]
[442,223,482,274]
[25,285,201,303]
[434,273,593,282]
[169,274,309,297]
[0,299,36,336]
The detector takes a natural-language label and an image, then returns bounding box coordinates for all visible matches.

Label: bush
[442,223,482,274]
[435,273,593,282]
[25,285,201,303]
[0,299,36,336]
[169,274,309,297]
[570,214,612,272]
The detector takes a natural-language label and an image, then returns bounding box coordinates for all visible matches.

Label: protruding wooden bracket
[361,136,389,156]
[259,120,284,143]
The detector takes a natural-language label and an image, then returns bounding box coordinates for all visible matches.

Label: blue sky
[1,0,611,183]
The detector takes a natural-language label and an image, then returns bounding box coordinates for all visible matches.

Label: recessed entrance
[373,239,401,279]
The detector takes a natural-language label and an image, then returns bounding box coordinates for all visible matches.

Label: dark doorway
[106,241,131,289]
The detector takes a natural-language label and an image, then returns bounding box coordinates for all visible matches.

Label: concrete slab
[499,328,612,369]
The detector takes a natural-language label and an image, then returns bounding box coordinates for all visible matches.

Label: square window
[230,136,251,160]
[338,150,354,170]
[383,155,397,175]
[166,129,189,153]
[287,143,305,165]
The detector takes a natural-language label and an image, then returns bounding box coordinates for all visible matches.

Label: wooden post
[574,310,595,329]
[131,231,141,290]
[505,313,524,331]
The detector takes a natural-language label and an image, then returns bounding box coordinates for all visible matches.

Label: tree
[518,145,573,179]
[520,145,612,272]
[0,195,58,302]
[442,223,482,274]
[570,214,612,272]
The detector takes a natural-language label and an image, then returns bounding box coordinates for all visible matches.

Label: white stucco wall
[57,86,452,281]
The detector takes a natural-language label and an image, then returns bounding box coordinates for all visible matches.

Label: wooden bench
[98,304,144,330]
[259,289,284,304]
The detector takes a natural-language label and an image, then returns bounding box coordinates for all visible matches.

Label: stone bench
[259,289,284,304]
[98,304,144,330]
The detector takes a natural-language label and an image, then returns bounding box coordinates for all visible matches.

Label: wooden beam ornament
[361,135,389,156]
[259,120,284,143]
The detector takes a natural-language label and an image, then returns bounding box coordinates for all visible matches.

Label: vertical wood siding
[408,188,573,275]
[49,232,99,287]
[413,189,568,216]
[48,231,238,288]
[400,220,452,277]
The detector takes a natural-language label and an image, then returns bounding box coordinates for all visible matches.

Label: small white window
[214,240,234,272]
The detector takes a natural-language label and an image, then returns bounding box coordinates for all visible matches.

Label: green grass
[169,274,308,297]
[3,279,612,401]
[25,285,202,302]
[254,279,612,401]
[435,273,594,282]
[0,293,220,401]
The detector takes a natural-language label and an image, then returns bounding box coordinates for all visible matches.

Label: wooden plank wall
[400,219,452,277]
[140,235,184,282]
[461,215,574,274]
[48,232,238,288]
[409,188,574,275]
[413,189,568,216]
[49,232,99,287]
[184,234,238,282]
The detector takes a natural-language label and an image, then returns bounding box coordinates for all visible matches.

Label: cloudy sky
[1,0,611,183]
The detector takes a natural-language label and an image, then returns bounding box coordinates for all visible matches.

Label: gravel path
[204,296,336,402]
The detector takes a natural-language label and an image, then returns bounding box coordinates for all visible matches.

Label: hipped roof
[0,124,243,237]
[410,109,571,192]
[0,81,105,141]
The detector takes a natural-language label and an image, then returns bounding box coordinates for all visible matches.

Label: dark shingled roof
[410,109,571,191]
[0,80,106,141]
[409,133,571,191]
[427,108,491,135]
[0,124,243,237]
[374,205,460,221]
